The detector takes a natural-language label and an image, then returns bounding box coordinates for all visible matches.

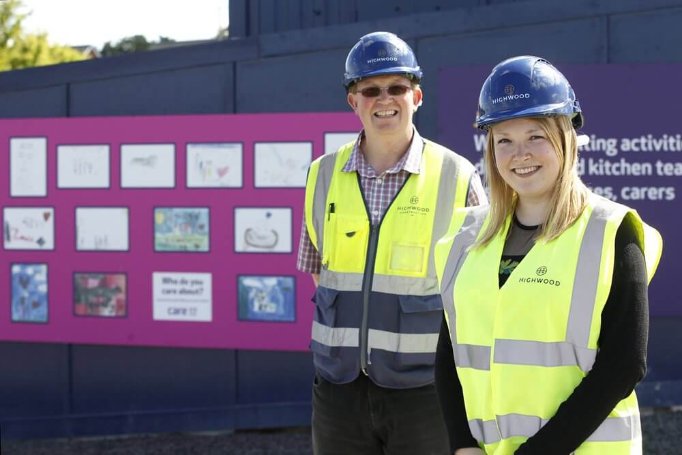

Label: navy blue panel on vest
[70,65,234,116]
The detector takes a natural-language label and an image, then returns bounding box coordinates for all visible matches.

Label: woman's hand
[454,448,485,455]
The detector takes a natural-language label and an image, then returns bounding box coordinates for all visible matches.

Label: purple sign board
[0,113,361,350]
[438,64,678,316]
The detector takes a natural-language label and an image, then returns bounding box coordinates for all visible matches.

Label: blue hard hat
[474,56,583,130]
[343,32,422,88]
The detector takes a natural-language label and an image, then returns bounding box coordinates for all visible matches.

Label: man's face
[347,74,423,139]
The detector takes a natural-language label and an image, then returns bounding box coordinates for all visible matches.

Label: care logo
[504,84,515,96]
[536,266,547,276]
[410,196,419,205]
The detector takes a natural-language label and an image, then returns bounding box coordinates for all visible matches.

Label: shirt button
[372,210,379,217]
[377,178,384,185]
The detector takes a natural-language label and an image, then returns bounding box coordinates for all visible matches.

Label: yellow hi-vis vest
[304,140,476,387]
[434,195,662,454]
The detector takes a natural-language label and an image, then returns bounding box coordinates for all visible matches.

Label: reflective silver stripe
[454,343,491,370]
[368,328,439,353]
[311,321,359,347]
[489,414,638,442]
[311,153,339,254]
[319,270,439,295]
[566,203,609,352]
[588,415,641,442]
[440,207,488,362]
[497,414,545,438]
[494,339,596,372]
[425,152,464,283]
[469,419,500,444]
[319,269,364,291]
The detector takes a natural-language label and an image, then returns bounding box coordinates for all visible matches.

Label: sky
[20,0,230,49]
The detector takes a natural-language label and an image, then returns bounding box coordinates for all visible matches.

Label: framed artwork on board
[237,275,296,322]
[73,272,127,318]
[11,263,48,323]
[254,142,311,188]
[234,207,292,253]
[186,142,243,188]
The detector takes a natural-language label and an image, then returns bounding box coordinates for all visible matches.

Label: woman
[434,56,662,454]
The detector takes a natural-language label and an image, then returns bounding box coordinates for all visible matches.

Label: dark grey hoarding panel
[70,65,235,116]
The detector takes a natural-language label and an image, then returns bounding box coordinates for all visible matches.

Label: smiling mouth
[513,166,540,175]
[374,110,397,118]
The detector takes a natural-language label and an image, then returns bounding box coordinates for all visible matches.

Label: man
[298,31,487,455]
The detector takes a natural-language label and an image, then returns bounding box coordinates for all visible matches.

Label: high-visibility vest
[305,140,476,388]
[434,195,662,454]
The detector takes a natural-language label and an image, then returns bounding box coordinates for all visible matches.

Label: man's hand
[312,273,319,287]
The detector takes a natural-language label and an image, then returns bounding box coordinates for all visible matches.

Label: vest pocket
[310,287,340,357]
[389,242,426,274]
[394,294,443,367]
[327,215,368,272]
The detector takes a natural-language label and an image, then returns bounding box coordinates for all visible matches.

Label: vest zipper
[360,224,380,375]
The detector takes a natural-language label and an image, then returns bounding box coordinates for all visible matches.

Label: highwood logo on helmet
[366,57,399,64]
[491,93,531,104]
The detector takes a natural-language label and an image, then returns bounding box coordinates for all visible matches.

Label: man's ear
[347,92,358,112]
[413,87,423,110]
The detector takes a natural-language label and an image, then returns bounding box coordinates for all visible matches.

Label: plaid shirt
[296,129,486,274]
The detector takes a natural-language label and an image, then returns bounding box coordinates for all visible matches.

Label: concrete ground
[3,409,682,454]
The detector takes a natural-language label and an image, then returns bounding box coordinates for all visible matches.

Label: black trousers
[312,373,450,455]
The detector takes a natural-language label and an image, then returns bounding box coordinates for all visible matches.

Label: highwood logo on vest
[396,196,430,215]
[517,265,561,287]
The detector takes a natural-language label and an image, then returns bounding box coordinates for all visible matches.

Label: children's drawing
[74,273,127,317]
[234,207,292,253]
[11,263,48,323]
[3,207,55,250]
[238,276,295,322]
[254,142,311,188]
[120,144,175,188]
[10,137,47,197]
[57,144,110,188]
[324,132,358,154]
[154,207,210,252]
[186,143,243,187]
[76,207,129,251]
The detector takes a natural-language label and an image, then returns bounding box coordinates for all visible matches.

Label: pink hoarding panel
[1,113,361,351]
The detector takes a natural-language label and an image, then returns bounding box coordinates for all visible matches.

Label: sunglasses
[355,85,413,98]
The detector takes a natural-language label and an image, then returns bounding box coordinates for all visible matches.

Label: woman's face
[491,117,561,206]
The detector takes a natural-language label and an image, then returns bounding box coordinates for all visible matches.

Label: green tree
[100,35,176,57]
[0,0,86,71]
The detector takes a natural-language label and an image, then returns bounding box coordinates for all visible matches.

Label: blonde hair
[476,116,589,246]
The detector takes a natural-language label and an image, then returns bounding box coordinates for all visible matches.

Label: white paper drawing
[58,144,110,188]
[234,207,292,253]
[4,207,55,250]
[121,144,175,188]
[254,142,311,188]
[10,137,47,197]
[76,207,129,251]
[324,132,358,154]
[186,143,243,188]
[153,272,212,322]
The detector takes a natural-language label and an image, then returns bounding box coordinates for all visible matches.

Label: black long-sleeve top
[435,216,649,454]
